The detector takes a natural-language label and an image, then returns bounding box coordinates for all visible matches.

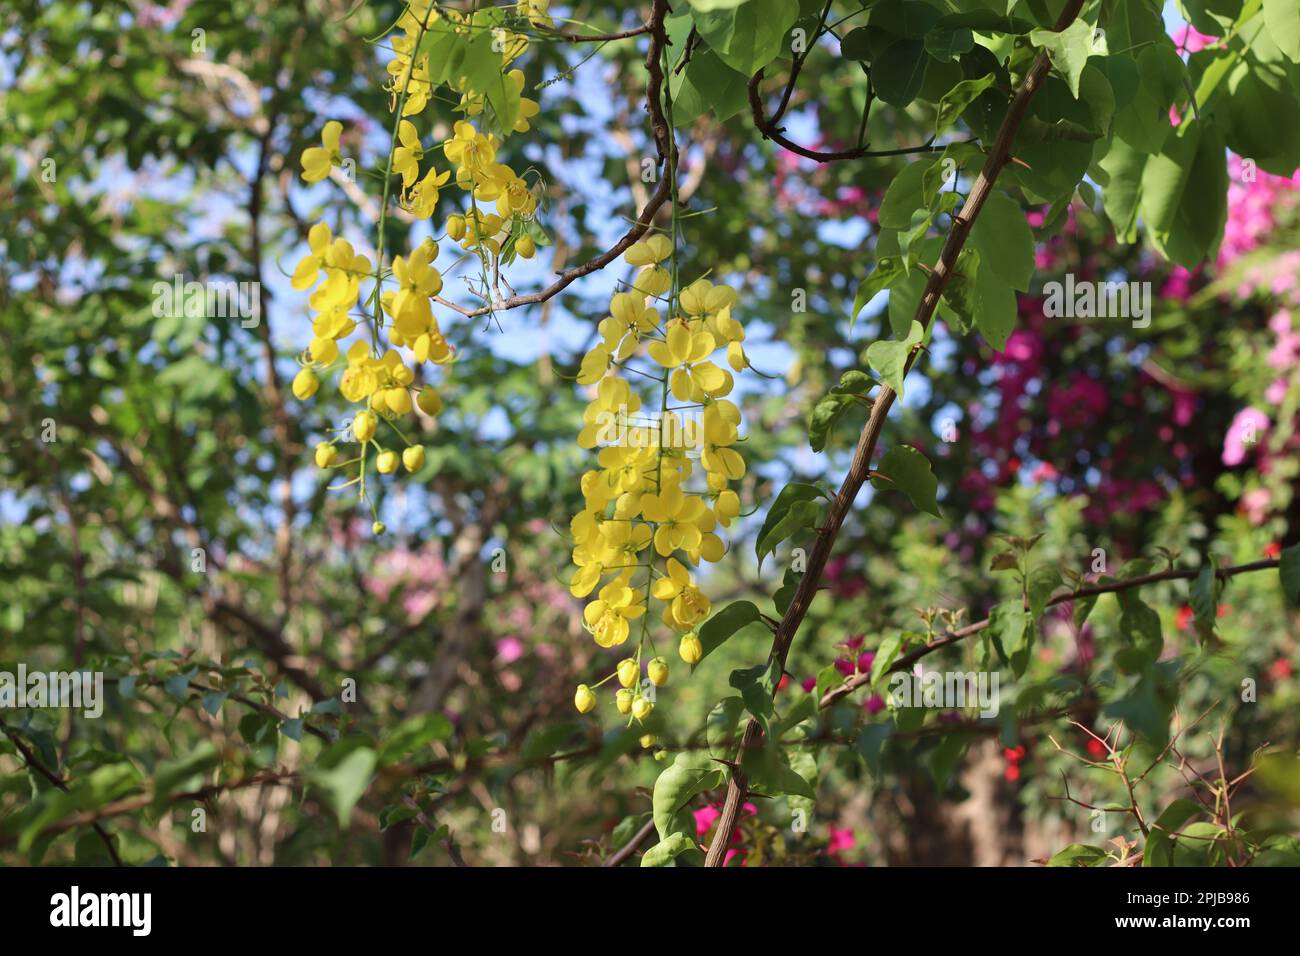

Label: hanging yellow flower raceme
[569,234,750,720]
[291,3,549,530]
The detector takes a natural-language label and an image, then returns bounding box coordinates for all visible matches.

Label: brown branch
[1,722,124,866]
[604,817,657,867]
[747,68,955,163]
[703,0,1089,868]
[456,0,675,319]
[818,558,1280,709]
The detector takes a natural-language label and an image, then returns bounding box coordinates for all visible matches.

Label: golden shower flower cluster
[290,0,551,527]
[568,233,753,721]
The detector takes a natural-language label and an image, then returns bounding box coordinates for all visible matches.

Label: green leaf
[1263,0,1300,62]
[870,633,905,687]
[1140,119,1229,268]
[692,0,799,76]
[520,721,583,761]
[1115,593,1163,673]
[1029,19,1094,98]
[1026,565,1063,619]
[744,743,816,799]
[1189,558,1221,639]
[756,483,826,565]
[935,74,995,134]
[308,747,377,827]
[1112,45,1184,153]
[851,257,905,330]
[925,26,974,62]
[924,732,969,792]
[706,696,747,758]
[854,723,892,776]
[379,712,455,763]
[878,158,934,230]
[1143,798,1203,867]
[873,39,930,107]
[973,259,1017,351]
[652,751,725,839]
[970,191,1035,291]
[809,370,875,452]
[1047,843,1110,866]
[729,663,775,728]
[152,741,219,808]
[1096,134,1146,242]
[670,50,751,124]
[872,445,940,517]
[640,830,699,866]
[988,602,1031,676]
[1282,543,1300,606]
[696,600,763,663]
[864,320,924,398]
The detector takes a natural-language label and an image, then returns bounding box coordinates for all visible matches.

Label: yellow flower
[376,449,399,474]
[577,343,611,385]
[416,385,442,416]
[632,697,653,720]
[615,688,633,714]
[624,234,673,266]
[353,410,377,442]
[652,557,711,629]
[648,657,669,687]
[641,485,709,556]
[388,241,443,338]
[616,658,639,688]
[574,684,597,714]
[392,120,424,188]
[292,367,319,400]
[679,631,703,664]
[508,70,541,132]
[314,443,337,468]
[442,120,497,181]
[701,400,746,480]
[301,121,343,183]
[648,319,714,369]
[400,445,425,473]
[577,376,641,448]
[292,222,333,291]
[582,572,646,648]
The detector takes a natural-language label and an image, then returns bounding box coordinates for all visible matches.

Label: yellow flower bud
[631,696,653,721]
[615,688,632,714]
[616,658,639,688]
[314,442,337,468]
[353,410,377,442]
[376,450,398,474]
[446,214,466,241]
[679,632,703,665]
[639,734,657,749]
[516,234,536,259]
[416,385,442,416]
[385,387,412,415]
[574,683,597,714]
[402,445,426,472]
[648,657,669,687]
[372,521,386,535]
[292,367,319,400]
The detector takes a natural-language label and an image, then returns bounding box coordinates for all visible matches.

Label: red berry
[1004,765,1021,782]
